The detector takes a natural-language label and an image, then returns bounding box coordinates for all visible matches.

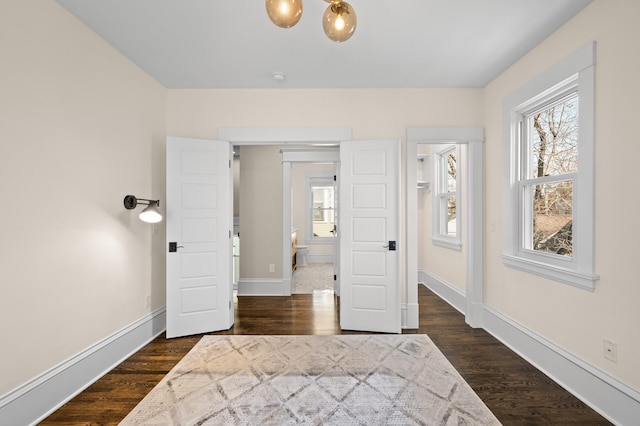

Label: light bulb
[322,1,356,43]
[266,0,302,28]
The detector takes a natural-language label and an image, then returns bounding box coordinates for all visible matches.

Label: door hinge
[229,230,232,239]
[229,300,232,309]
[333,175,336,181]
[334,274,337,281]
[229,159,232,168]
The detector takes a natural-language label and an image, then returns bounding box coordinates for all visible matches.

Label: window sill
[501,253,599,291]
[432,238,462,251]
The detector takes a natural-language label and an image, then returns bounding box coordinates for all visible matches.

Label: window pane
[527,94,578,178]
[312,209,334,237]
[312,185,334,238]
[446,195,456,236]
[446,152,457,192]
[530,180,573,257]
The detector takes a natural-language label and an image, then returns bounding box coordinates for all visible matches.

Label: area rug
[120,335,501,425]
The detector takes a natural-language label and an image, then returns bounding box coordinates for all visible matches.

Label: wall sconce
[123,195,163,223]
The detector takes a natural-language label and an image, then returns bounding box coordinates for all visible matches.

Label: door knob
[168,242,184,252]
[383,241,396,251]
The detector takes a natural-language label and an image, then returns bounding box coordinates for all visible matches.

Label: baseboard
[0,307,166,426]
[418,269,466,314]
[307,254,334,264]
[237,278,286,296]
[482,306,640,425]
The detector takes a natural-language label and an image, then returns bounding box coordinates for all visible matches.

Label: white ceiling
[55,0,592,89]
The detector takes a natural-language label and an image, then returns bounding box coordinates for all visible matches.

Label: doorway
[219,128,349,298]
[290,165,337,295]
[406,127,484,328]
[281,148,340,297]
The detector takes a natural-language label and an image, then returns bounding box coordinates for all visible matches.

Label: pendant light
[265,0,303,28]
[322,0,357,43]
[265,0,357,42]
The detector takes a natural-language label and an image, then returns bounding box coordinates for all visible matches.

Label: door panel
[166,137,233,338]
[339,139,400,333]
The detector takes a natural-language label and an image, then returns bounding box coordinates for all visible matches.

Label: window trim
[502,42,599,291]
[432,144,462,251]
[305,172,336,244]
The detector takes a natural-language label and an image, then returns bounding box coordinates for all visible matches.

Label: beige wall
[483,0,640,389]
[238,146,284,278]
[167,88,483,291]
[0,2,166,395]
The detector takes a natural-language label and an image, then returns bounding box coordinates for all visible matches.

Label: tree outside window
[523,93,578,257]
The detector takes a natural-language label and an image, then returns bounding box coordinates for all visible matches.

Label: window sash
[433,145,461,249]
[307,174,336,242]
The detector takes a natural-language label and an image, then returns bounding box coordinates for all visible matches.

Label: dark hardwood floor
[41,286,609,425]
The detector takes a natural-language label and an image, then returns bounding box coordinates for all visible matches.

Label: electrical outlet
[603,339,617,363]
[269,264,275,273]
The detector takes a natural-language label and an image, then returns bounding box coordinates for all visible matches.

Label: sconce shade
[124,195,163,223]
[139,202,162,223]
[266,0,303,28]
[323,1,356,42]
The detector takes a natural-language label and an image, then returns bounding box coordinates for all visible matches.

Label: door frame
[281,149,340,295]
[218,128,351,296]
[406,127,484,328]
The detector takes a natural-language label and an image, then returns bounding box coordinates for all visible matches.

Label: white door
[166,136,234,338]
[333,163,340,296]
[339,139,401,333]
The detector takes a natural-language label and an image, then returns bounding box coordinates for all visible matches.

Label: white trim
[237,278,287,296]
[281,148,340,163]
[502,42,599,290]
[219,127,351,145]
[419,271,466,315]
[405,140,419,329]
[406,127,484,328]
[482,306,640,425]
[402,302,420,329]
[0,308,166,426]
[282,161,293,295]
[431,237,463,251]
[502,253,598,291]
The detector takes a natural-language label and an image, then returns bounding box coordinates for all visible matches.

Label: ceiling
[55,0,592,89]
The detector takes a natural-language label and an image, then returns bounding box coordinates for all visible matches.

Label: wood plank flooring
[41,286,610,425]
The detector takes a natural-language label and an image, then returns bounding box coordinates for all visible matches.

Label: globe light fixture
[265,0,357,42]
[322,1,357,43]
[265,0,303,28]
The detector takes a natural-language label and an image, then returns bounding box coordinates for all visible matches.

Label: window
[502,42,599,290]
[306,173,335,241]
[433,145,461,250]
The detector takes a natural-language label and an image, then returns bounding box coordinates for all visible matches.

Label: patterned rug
[292,263,334,294]
[120,335,501,425]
